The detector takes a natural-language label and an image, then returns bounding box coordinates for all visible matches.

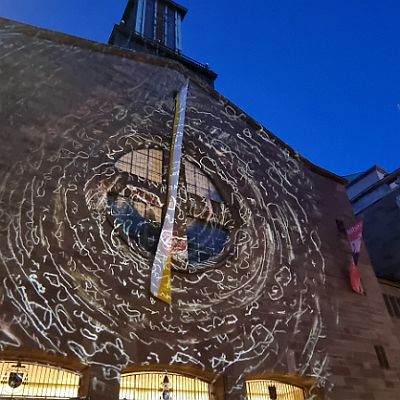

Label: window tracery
[108,149,230,266]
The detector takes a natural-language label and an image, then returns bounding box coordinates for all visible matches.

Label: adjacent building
[346,165,400,281]
[0,1,400,399]
[346,165,400,361]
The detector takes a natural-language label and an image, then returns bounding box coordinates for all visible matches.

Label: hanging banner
[346,219,364,295]
[150,80,189,304]
[346,219,364,265]
[349,261,364,295]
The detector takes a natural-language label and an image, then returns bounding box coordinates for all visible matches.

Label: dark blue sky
[2,0,399,176]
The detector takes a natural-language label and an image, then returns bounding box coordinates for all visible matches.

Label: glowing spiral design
[0,36,328,396]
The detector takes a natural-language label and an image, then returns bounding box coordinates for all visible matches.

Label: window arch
[0,360,80,399]
[246,379,305,400]
[109,149,230,266]
[120,371,210,400]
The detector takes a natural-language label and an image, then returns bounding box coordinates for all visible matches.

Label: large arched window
[0,360,80,399]
[246,379,305,400]
[108,149,230,267]
[120,371,210,400]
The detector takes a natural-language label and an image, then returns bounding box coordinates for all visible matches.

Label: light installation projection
[0,27,329,398]
[0,361,80,399]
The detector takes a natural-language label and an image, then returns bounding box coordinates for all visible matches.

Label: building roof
[345,165,387,188]
[350,167,400,204]
[0,16,346,185]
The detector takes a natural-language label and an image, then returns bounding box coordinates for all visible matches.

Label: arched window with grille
[246,379,305,400]
[0,360,80,399]
[120,371,210,400]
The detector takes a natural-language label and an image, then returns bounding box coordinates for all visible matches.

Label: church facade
[0,2,400,399]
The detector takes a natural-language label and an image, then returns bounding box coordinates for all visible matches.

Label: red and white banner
[346,220,364,295]
[346,219,364,265]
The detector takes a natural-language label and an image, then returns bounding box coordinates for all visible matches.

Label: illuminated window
[120,371,210,400]
[246,379,305,400]
[115,149,163,183]
[0,361,80,399]
[185,161,222,202]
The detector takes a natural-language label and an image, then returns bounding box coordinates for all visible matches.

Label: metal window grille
[185,161,222,202]
[132,200,162,222]
[383,294,394,317]
[382,294,400,319]
[120,371,210,400]
[397,297,400,316]
[115,149,163,183]
[0,361,80,399]
[246,379,305,400]
[374,345,390,369]
[389,295,400,318]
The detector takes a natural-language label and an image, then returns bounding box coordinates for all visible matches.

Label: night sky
[1,0,399,176]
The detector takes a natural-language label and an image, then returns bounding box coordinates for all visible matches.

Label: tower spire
[109,0,217,86]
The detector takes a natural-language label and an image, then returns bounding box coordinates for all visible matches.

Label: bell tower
[109,0,217,86]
